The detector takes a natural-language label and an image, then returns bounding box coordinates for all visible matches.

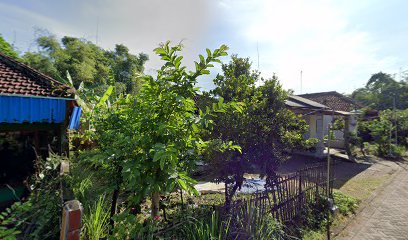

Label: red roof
[0,52,73,98]
[298,91,364,112]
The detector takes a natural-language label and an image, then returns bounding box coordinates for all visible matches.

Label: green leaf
[66,70,73,86]
[201,69,210,75]
[191,187,199,196]
[154,47,166,55]
[206,48,212,58]
[160,158,165,170]
[199,54,205,64]
[177,179,188,191]
[195,62,200,72]
[96,86,114,107]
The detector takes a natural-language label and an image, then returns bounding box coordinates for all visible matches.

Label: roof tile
[0,53,73,98]
[298,91,364,112]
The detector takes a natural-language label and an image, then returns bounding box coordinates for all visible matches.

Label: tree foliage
[22,33,148,94]
[0,35,20,60]
[84,42,240,233]
[352,72,408,110]
[202,55,312,205]
[354,108,408,157]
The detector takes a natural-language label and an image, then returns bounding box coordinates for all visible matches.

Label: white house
[286,92,363,158]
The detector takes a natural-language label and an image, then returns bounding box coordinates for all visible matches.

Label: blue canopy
[0,95,67,124]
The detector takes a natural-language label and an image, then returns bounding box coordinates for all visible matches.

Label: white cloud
[217,0,399,94]
[0,0,403,93]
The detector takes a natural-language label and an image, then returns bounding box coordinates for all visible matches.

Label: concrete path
[336,163,408,240]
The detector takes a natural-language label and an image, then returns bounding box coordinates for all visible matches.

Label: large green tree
[352,72,408,110]
[202,55,311,206]
[22,34,148,94]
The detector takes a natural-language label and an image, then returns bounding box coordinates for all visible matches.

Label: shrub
[333,191,359,216]
[0,152,66,240]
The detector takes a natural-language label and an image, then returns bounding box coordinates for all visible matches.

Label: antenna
[300,70,303,94]
[257,42,260,71]
[96,17,99,45]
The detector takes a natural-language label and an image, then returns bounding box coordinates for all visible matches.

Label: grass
[303,230,325,240]
[336,175,389,202]
[300,190,360,240]
[82,195,110,240]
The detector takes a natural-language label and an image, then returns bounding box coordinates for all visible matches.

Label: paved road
[336,164,408,240]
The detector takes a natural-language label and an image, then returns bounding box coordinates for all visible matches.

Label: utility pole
[300,70,303,94]
[393,96,398,145]
[326,123,332,240]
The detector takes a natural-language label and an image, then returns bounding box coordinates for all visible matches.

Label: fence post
[298,171,302,213]
[60,200,83,240]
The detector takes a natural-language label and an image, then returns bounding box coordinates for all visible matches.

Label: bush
[333,191,359,216]
[0,152,66,240]
[355,109,408,157]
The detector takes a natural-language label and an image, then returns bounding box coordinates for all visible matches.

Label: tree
[106,44,148,94]
[0,35,19,60]
[352,72,408,110]
[203,55,311,207]
[89,42,235,226]
[22,33,148,94]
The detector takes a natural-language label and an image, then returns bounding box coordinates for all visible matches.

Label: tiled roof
[0,52,73,98]
[298,91,364,112]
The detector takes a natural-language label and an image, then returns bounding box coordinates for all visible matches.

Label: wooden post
[34,130,40,155]
[298,171,302,213]
[60,200,83,240]
[326,123,332,240]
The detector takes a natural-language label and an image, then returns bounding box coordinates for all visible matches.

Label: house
[286,93,362,158]
[0,52,76,206]
[298,91,363,150]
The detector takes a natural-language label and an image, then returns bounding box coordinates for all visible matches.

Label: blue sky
[1,0,407,94]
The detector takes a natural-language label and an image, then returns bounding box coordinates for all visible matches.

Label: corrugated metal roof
[0,95,67,123]
[285,100,305,108]
[286,95,329,109]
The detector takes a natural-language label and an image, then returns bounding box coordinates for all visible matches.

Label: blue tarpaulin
[68,106,82,130]
[0,95,67,123]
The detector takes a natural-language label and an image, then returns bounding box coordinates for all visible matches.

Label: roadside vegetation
[0,32,407,239]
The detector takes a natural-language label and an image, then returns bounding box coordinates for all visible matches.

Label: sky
[1,0,407,94]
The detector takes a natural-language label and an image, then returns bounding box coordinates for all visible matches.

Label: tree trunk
[109,163,122,231]
[109,187,120,230]
[224,176,244,210]
[151,191,160,218]
[343,116,354,161]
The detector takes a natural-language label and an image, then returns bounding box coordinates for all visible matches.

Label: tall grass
[178,200,283,240]
[232,200,283,240]
[181,211,231,240]
[82,196,110,240]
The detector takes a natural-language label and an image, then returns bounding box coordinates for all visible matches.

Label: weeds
[82,195,110,240]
